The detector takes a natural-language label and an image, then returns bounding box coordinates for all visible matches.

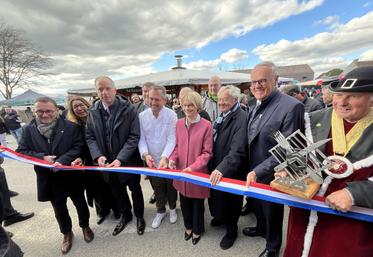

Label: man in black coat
[86,76,145,236]
[209,85,248,250]
[16,97,93,254]
[245,62,305,257]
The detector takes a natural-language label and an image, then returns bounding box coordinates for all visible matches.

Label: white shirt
[138,106,177,166]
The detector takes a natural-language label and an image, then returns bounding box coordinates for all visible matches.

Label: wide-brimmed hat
[329,66,373,93]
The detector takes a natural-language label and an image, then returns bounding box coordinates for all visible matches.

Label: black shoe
[192,235,201,245]
[9,190,19,198]
[259,249,279,257]
[210,218,224,227]
[136,218,146,235]
[3,212,34,227]
[241,202,252,216]
[219,234,237,250]
[113,211,121,220]
[184,231,192,241]
[112,215,132,236]
[149,193,156,204]
[242,227,265,238]
[97,213,108,225]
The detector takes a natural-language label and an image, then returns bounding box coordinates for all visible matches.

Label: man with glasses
[244,62,305,257]
[17,97,93,254]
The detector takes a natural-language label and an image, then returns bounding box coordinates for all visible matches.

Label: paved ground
[2,136,288,257]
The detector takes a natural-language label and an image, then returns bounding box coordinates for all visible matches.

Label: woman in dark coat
[66,96,119,224]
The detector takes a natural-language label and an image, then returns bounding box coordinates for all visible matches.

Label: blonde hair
[180,91,202,111]
[66,96,91,125]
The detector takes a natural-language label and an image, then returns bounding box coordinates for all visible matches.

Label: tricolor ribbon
[1,146,373,223]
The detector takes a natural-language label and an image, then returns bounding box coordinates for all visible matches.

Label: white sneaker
[152,213,166,229]
[169,208,177,224]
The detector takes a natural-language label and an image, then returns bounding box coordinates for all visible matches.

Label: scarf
[213,101,240,141]
[36,118,57,139]
[208,92,218,102]
[331,108,373,156]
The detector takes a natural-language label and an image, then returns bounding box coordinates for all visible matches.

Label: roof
[68,68,251,95]
[0,89,47,106]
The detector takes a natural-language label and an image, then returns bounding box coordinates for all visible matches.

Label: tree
[317,68,343,79]
[0,22,51,99]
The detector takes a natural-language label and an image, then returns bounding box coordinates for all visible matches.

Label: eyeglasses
[35,110,56,115]
[251,79,267,88]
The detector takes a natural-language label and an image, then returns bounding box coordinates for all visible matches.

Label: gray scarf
[36,118,57,139]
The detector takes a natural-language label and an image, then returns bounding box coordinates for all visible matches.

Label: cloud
[220,48,248,63]
[0,0,323,96]
[184,59,221,70]
[253,11,373,75]
[359,49,373,61]
[315,15,340,29]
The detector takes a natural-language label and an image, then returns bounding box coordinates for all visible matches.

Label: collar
[185,114,201,127]
[207,92,218,102]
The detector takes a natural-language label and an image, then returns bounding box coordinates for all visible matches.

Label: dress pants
[150,177,177,213]
[51,191,90,235]
[210,189,242,238]
[109,173,144,219]
[0,168,17,219]
[251,198,284,252]
[93,173,118,216]
[180,194,205,235]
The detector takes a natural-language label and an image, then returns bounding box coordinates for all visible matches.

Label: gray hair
[254,61,279,78]
[218,85,241,100]
[150,85,167,99]
[208,75,222,86]
[142,82,155,89]
[94,76,115,88]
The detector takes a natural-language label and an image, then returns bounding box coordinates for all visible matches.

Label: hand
[43,155,57,163]
[325,189,353,212]
[246,171,257,187]
[145,154,155,168]
[71,158,83,166]
[183,167,192,172]
[168,160,176,169]
[274,169,288,178]
[159,156,169,169]
[97,156,107,167]
[107,159,121,167]
[210,170,223,186]
[52,161,62,173]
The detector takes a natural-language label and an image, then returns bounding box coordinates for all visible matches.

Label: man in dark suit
[244,62,305,257]
[17,97,93,254]
[86,76,145,236]
[209,85,248,250]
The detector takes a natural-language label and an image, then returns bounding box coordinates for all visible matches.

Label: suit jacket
[86,96,141,182]
[209,107,248,180]
[248,90,305,184]
[16,117,84,202]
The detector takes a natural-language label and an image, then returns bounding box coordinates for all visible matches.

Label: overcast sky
[1,0,373,97]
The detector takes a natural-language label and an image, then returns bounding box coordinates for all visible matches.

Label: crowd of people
[0,62,372,257]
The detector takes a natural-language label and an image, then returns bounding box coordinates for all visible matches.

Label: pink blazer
[170,117,212,199]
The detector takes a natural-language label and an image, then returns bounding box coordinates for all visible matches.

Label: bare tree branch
[0,22,52,99]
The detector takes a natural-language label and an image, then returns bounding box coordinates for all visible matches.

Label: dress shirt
[139,106,177,166]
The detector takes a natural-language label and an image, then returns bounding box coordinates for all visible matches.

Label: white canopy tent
[67,69,251,96]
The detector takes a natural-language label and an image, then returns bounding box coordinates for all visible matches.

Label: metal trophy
[269,130,334,199]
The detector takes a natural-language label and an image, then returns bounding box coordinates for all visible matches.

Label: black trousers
[51,191,90,235]
[180,194,205,235]
[251,198,284,252]
[150,177,177,213]
[93,173,118,217]
[0,168,17,220]
[109,173,144,219]
[210,189,242,238]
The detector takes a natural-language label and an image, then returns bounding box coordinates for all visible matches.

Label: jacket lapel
[90,107,106,150]
[52,118,65,153]
[30,123,50,153]
[311,109,332,153]
[248,96,281,144]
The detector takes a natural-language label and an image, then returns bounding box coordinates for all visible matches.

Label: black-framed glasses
[251,79,267,88]
[35,110,55,115]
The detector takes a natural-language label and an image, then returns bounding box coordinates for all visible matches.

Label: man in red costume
[284,66,373,257]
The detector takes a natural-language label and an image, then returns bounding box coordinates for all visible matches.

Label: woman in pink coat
[169,91,213,245]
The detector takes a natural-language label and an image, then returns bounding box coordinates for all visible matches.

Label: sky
[1,0,373,97]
